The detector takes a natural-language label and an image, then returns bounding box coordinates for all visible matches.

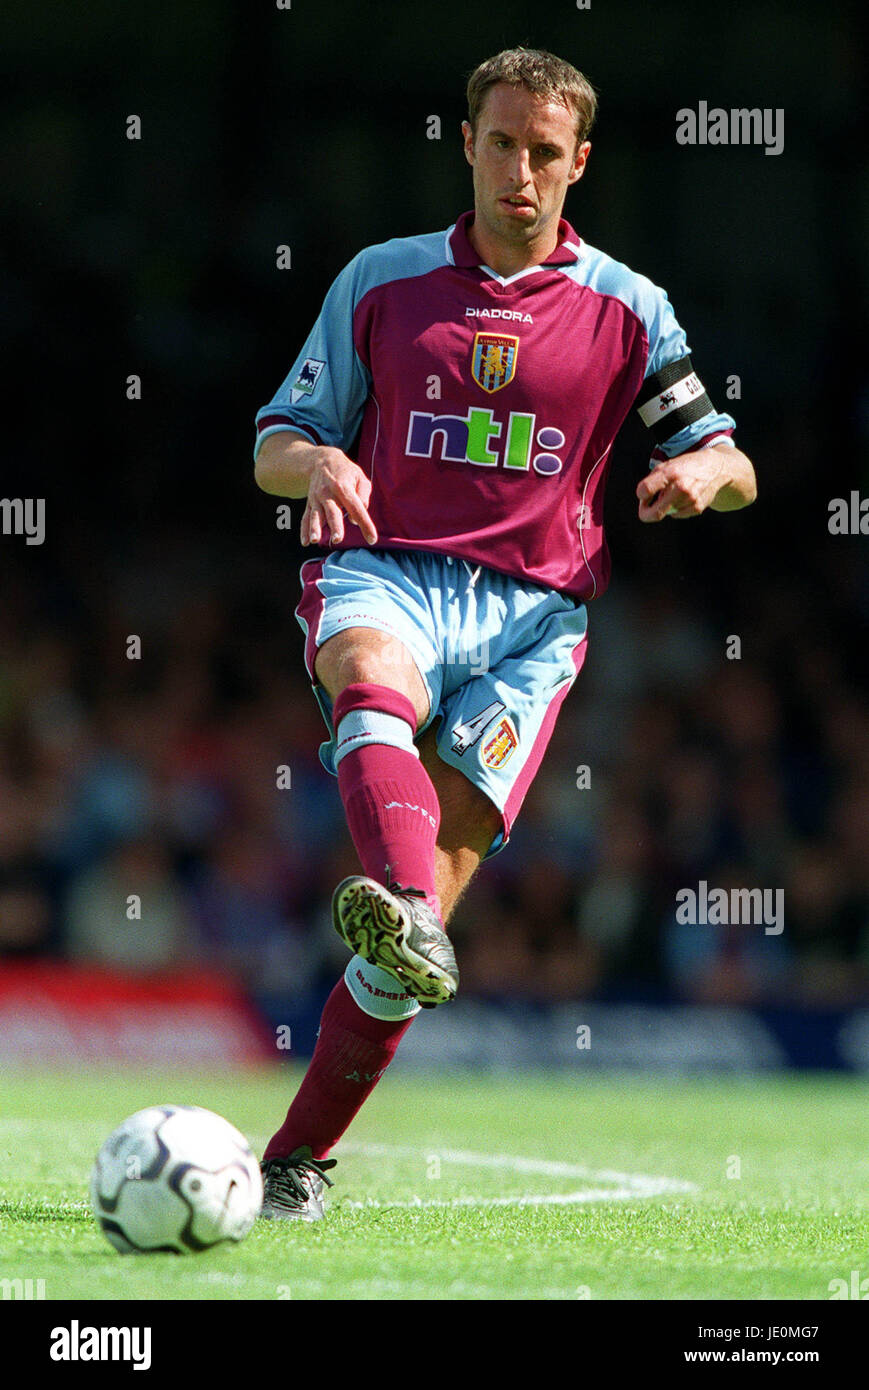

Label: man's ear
[461,120,475,166]
[569,140,592,184]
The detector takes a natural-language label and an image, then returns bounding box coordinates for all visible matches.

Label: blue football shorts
[295,548,588,857]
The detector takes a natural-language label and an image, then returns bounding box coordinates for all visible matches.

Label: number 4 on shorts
[450,701,505,756]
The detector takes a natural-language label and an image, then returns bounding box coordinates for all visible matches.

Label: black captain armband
[635,355,714,445]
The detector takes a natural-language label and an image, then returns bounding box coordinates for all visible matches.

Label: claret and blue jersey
[255,210,736,601]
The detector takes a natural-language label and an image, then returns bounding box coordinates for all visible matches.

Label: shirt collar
[448,209,583,267]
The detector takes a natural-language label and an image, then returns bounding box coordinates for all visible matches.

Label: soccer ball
[90,1105,263,1254]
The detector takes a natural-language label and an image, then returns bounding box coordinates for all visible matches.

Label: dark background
[2,0,868,1020]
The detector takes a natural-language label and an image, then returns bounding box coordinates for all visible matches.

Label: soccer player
[253,47,757,1218]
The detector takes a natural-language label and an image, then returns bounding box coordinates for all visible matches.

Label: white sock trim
[344,955,421,1020]
[334,708,419,767]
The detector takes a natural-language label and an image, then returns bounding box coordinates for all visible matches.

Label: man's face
[462,83,590,257]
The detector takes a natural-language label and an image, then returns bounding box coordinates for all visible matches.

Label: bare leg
[418,725,501,921]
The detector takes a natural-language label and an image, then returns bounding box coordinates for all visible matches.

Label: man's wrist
[255,432,320,498]
[709,447,756,511]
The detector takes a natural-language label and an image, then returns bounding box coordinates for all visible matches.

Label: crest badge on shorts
[471,333,519,393]
[481,715,519,769]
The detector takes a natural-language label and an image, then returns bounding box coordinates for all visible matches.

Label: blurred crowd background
[3,520,868,1011]
[2,0,867,1017]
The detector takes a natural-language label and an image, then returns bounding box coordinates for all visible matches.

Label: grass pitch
[1,1067,867,1301]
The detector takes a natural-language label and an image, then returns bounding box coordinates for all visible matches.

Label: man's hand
[301,447,378,547]
[636,443,757,523]
[254,431,378,546]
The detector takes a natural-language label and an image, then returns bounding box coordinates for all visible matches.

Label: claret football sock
[262,682,438,1162]
[334,683,442,918]
[262,977,415,1162]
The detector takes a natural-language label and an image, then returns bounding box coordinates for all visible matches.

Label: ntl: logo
[407,409,565,475]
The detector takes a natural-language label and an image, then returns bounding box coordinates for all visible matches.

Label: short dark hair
[467,47,598,152]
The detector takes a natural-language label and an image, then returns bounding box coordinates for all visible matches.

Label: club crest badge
[481,716,519,769]
[471,332,519,393]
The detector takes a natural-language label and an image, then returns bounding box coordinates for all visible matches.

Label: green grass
[1,1067,867,1300]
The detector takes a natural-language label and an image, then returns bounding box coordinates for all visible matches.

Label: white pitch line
[335,1141,696,1209]
[343,1189,661,1210]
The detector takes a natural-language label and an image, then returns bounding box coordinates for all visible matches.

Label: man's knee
[314,627,429,729]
